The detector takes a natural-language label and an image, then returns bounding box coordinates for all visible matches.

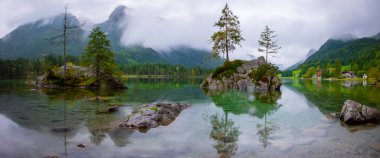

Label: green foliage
[258,26,281,62]
[303,67,315,78]
[334,60,342,77]
[211,3,244,62]
[82,27,117,80]
[148,106,158,112]
[211,60,245,79]
[249,64,279,82]
[368,67,380,80]
[293,69,301,77]
[291,37,380,78]
[0,55,79,79]
[121,63,212,76]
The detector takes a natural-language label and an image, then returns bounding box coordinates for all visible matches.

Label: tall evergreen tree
[335,59,342,77]
[258,26,281,63]
[211,3,244,62]
[82,27,116,80]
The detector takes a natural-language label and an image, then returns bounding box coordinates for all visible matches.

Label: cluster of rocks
[119,103,190,132]
[201,56,281,91]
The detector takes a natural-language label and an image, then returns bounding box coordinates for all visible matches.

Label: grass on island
[211,60,245,79]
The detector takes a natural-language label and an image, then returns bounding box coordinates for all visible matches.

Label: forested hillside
[283,34,380,79]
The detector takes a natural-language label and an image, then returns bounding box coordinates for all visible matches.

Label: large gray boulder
[119,103,190,132]
[340,100,380,124]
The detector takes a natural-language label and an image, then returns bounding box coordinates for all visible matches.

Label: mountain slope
[287,34,380,73]
[285,49,316,70]
[0,14,85,58]
[0,5,222,68]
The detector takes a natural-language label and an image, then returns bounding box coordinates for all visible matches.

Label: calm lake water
[0,78,379,158]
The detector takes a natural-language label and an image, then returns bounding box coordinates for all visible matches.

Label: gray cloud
[1,0,380,69]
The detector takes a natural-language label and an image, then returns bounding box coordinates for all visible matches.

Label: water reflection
[284,79,380,113]
[208,89,282,150]
[1,79,380,157]
[210,113,240,158]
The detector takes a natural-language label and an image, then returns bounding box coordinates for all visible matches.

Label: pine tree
[258,26,281,63]
[211,3,244,63]
[81,27,116,80]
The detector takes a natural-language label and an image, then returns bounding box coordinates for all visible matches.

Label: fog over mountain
[1,0,380,68]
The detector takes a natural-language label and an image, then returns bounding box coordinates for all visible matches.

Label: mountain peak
[372,32,380,40]
[108,5,128,22]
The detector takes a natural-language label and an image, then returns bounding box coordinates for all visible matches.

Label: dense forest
[0,55,213,79]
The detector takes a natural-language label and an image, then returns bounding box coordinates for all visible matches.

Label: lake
[0,78,379,158]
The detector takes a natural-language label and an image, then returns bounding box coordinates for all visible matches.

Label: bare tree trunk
[225,21,229,62]
[63,5,68,83]
[96,54,99,81]
[265,46,268,63]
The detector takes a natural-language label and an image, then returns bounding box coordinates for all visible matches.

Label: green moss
[148,106,158,112]
[249,64,279,83]
[211,60,245,79]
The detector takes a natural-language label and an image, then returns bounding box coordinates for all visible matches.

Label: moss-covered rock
[201,56,281,91]
[35,63,127,89]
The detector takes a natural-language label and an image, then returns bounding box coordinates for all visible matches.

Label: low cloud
[1,0,380,69]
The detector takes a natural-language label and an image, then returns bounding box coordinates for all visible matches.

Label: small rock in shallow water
[77,143,86,148]
[107,106,119,112]
[119,103,190,132]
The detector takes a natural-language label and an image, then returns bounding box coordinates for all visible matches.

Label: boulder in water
[119,103,190,132]
[340,100,380,124]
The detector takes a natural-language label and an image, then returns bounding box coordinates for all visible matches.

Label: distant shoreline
[122,75,207,79]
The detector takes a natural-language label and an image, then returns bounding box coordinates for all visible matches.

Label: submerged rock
[119,103,190,132]
[87,96,111,102]
[96,105,119,114]
[340,100,380,124]
[201,56,281,91]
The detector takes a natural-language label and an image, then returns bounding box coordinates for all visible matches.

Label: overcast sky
[1,0,380,68]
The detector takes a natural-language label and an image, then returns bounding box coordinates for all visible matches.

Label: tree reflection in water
[210,113,240,158]
[208,89,282,150]
[253,91,280,148]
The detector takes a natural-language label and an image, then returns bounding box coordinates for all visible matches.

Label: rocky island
[35,63,127,89]
[201,56,281,91]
